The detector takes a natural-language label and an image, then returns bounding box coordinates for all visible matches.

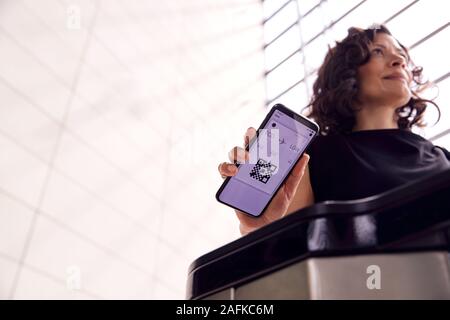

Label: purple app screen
[218,109,316,216]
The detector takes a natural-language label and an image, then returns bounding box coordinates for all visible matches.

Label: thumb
[283,153,310,201]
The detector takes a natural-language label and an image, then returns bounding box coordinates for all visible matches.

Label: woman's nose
[390,53,407,69]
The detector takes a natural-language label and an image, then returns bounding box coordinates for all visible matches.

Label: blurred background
[0,0,448,299]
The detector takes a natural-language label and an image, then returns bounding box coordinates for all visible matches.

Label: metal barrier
[187,169,450,299]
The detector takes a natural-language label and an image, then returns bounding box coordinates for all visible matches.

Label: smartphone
[216,104,319,217]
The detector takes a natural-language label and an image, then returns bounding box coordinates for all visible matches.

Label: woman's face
[356,33,412,109]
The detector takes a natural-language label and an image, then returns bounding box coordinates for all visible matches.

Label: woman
[218,25,450,236]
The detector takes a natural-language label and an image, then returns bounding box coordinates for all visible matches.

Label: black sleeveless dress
[306,128,450,202]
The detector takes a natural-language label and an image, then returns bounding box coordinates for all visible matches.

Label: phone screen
[216,105,318,217]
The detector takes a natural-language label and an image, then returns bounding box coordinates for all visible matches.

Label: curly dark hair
[304,24,440,136]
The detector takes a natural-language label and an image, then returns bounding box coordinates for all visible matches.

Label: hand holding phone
[217,104,319,234]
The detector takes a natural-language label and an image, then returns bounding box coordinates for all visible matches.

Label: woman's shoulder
[305,128,450,162]
[306,133,346,156]
[434,145,450,161]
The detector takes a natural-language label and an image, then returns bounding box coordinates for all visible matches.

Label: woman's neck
[352,105,398,132]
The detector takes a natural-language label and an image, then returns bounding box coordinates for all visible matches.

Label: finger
[228,146,249,164]
[218,162,237,177]
[243,127,257,147]
[283,153,310,201]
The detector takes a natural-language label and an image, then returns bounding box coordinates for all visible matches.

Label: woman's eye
[372,48,383,55]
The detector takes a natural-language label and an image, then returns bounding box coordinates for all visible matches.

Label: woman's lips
[383,76,407,84]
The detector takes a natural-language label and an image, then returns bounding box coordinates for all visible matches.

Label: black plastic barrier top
[187,168,450,300]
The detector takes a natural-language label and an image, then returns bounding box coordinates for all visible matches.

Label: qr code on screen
[249,158,277,184]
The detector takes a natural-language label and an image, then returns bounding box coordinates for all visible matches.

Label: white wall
[0,0,266,299]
